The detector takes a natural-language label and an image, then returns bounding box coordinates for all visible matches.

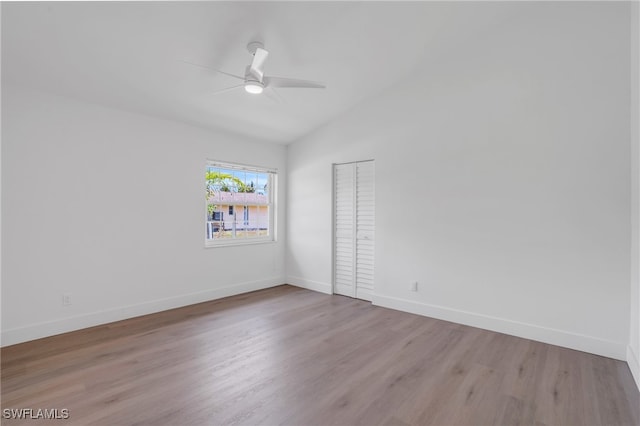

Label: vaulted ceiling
[2,2,515,143]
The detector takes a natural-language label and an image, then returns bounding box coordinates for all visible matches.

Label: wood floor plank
[1,285,638,426]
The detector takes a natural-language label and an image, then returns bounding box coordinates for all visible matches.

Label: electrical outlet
[410,281,418,292]
[62,293,72,306]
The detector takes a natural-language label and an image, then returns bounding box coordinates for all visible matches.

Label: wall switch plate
[410,281,418,292]
[62,293,72,306]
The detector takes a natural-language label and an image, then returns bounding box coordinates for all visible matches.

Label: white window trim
[205,160,277,248]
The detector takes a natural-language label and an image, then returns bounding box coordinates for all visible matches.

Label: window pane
[246,172,257,195]
[253,206,260,236]
[258,173,268,197]
[255,205,266,237]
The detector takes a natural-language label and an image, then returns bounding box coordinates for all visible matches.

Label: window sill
[205,238,276,248]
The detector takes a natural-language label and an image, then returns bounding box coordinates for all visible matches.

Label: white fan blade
[264,76,325,89]
[270,87,286,103]
[211,84,244,95]
[214,69,246,81]
[180,60,245,81]
[249,48,269,81]
[263,87,285,104]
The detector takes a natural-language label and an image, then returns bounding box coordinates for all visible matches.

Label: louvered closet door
[334,163,355,298]
[333,161,375,301]
[355,161,375,301]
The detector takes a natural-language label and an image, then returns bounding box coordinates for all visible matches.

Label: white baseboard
[372,293,627,361]
[287,276,332,294]
[628,345,640,391]
[1,276,285,347]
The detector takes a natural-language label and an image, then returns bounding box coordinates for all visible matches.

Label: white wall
[629,0,640,390]
[1,85,286,346]
[287,2,631,359]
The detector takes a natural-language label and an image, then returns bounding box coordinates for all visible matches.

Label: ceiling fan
[184,41,326,96]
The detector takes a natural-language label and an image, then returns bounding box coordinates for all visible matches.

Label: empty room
[1,1,639,425]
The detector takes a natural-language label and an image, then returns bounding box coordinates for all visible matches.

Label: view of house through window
[205,161,275,245]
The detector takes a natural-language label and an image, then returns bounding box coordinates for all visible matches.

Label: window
[205,161,276,246]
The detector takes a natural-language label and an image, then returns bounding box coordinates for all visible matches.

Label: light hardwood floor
[2,285,639,426]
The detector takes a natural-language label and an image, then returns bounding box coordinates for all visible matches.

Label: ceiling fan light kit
[244,81,264,94]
